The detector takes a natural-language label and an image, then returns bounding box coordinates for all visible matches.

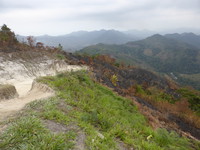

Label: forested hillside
[78,34,200,89]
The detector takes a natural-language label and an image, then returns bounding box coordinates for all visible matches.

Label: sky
[0,0,200,36]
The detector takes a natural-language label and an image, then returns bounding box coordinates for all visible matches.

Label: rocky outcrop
[0,51,86,96]
[30,80,54,94]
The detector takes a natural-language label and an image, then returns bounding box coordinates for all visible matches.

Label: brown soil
[43,120,86,150]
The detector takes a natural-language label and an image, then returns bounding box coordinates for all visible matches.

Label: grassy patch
[133,84,200,129]
[56,54,65,60]
[0,116,75,150]
[177,88,200,115]
[38,71,196,150]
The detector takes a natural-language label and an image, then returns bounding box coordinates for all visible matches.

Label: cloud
[0,0,34,11]
[0,0,199,35]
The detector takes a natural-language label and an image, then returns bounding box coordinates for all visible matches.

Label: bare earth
[0,52,86,122]
[0,80,54,121]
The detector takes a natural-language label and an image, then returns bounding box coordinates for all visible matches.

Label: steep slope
[165,33,200,48]
[0,71,199,149]
[72,55,200,135]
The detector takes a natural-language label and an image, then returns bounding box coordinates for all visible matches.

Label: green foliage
[135,84,145,94]
[177,88,200,114]
[154,129,189,150]
[176,73,200,90]
[58,43,63,51]
[78,35,200,89]
[0,71,197,149]
[0,116,75,150]
[0,24,18,44]
[56,54,65,60]
[144,87,175,103]
[1,24,11,31]
[38,71,194,149]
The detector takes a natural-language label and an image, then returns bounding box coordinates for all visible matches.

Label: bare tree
[27,36,35,47]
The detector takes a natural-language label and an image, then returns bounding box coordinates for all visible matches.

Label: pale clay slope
[0,54,86,121]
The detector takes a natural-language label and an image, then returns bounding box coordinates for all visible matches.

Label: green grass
[135,85,176,103]
[0,115,75,150]
[177,73,200,90]
[0,71,199,150]
[56,54,65,60]
[177,88,200,115]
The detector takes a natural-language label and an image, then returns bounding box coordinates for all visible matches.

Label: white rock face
[0,52,86,96]
[0,51,87,122]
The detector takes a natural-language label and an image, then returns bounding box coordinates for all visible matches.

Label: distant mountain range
[16,29,200,52]
[79,34,200,73]
[17,30,142,51]
[78,33,200,89]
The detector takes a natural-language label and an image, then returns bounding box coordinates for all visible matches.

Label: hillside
[78,34,200,89]
[17,30,138,51]
[1,71,199,149]
[165,33,200,48]
[79,34,200,73]
[71,55,200,135]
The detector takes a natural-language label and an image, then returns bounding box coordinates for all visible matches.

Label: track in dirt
[0,80,54,121]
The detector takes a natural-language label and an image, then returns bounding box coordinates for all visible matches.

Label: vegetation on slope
[0,24,65,53]
[176,73,200,90]
[78,34,200,89]
[0,71,198,149]
[68,54,200,138]
[0,24,18,46]
[79,35,200,74]
[165,33,200,49]
[0,84,18,100]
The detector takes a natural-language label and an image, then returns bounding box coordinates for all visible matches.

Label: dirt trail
[0,64,85,122]
[0,80,54,121]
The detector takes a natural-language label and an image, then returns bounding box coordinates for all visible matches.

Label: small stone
[97,132,104,139]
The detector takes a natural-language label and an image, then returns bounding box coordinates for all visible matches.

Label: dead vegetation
[0,84,18,100]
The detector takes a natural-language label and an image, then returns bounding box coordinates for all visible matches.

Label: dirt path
[0,64,87,122]
[0,80,54,121]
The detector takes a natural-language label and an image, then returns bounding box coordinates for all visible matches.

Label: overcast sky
[0,0,200,35]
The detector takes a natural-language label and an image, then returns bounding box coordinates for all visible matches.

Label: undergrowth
[0,71,199,150]
[134,84,200,128]
[0,115,75,150]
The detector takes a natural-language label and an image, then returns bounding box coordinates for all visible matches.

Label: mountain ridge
[165,33,200,48]
[78,34,200,89]
[79,34,200,73]
[17,29,140,51]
